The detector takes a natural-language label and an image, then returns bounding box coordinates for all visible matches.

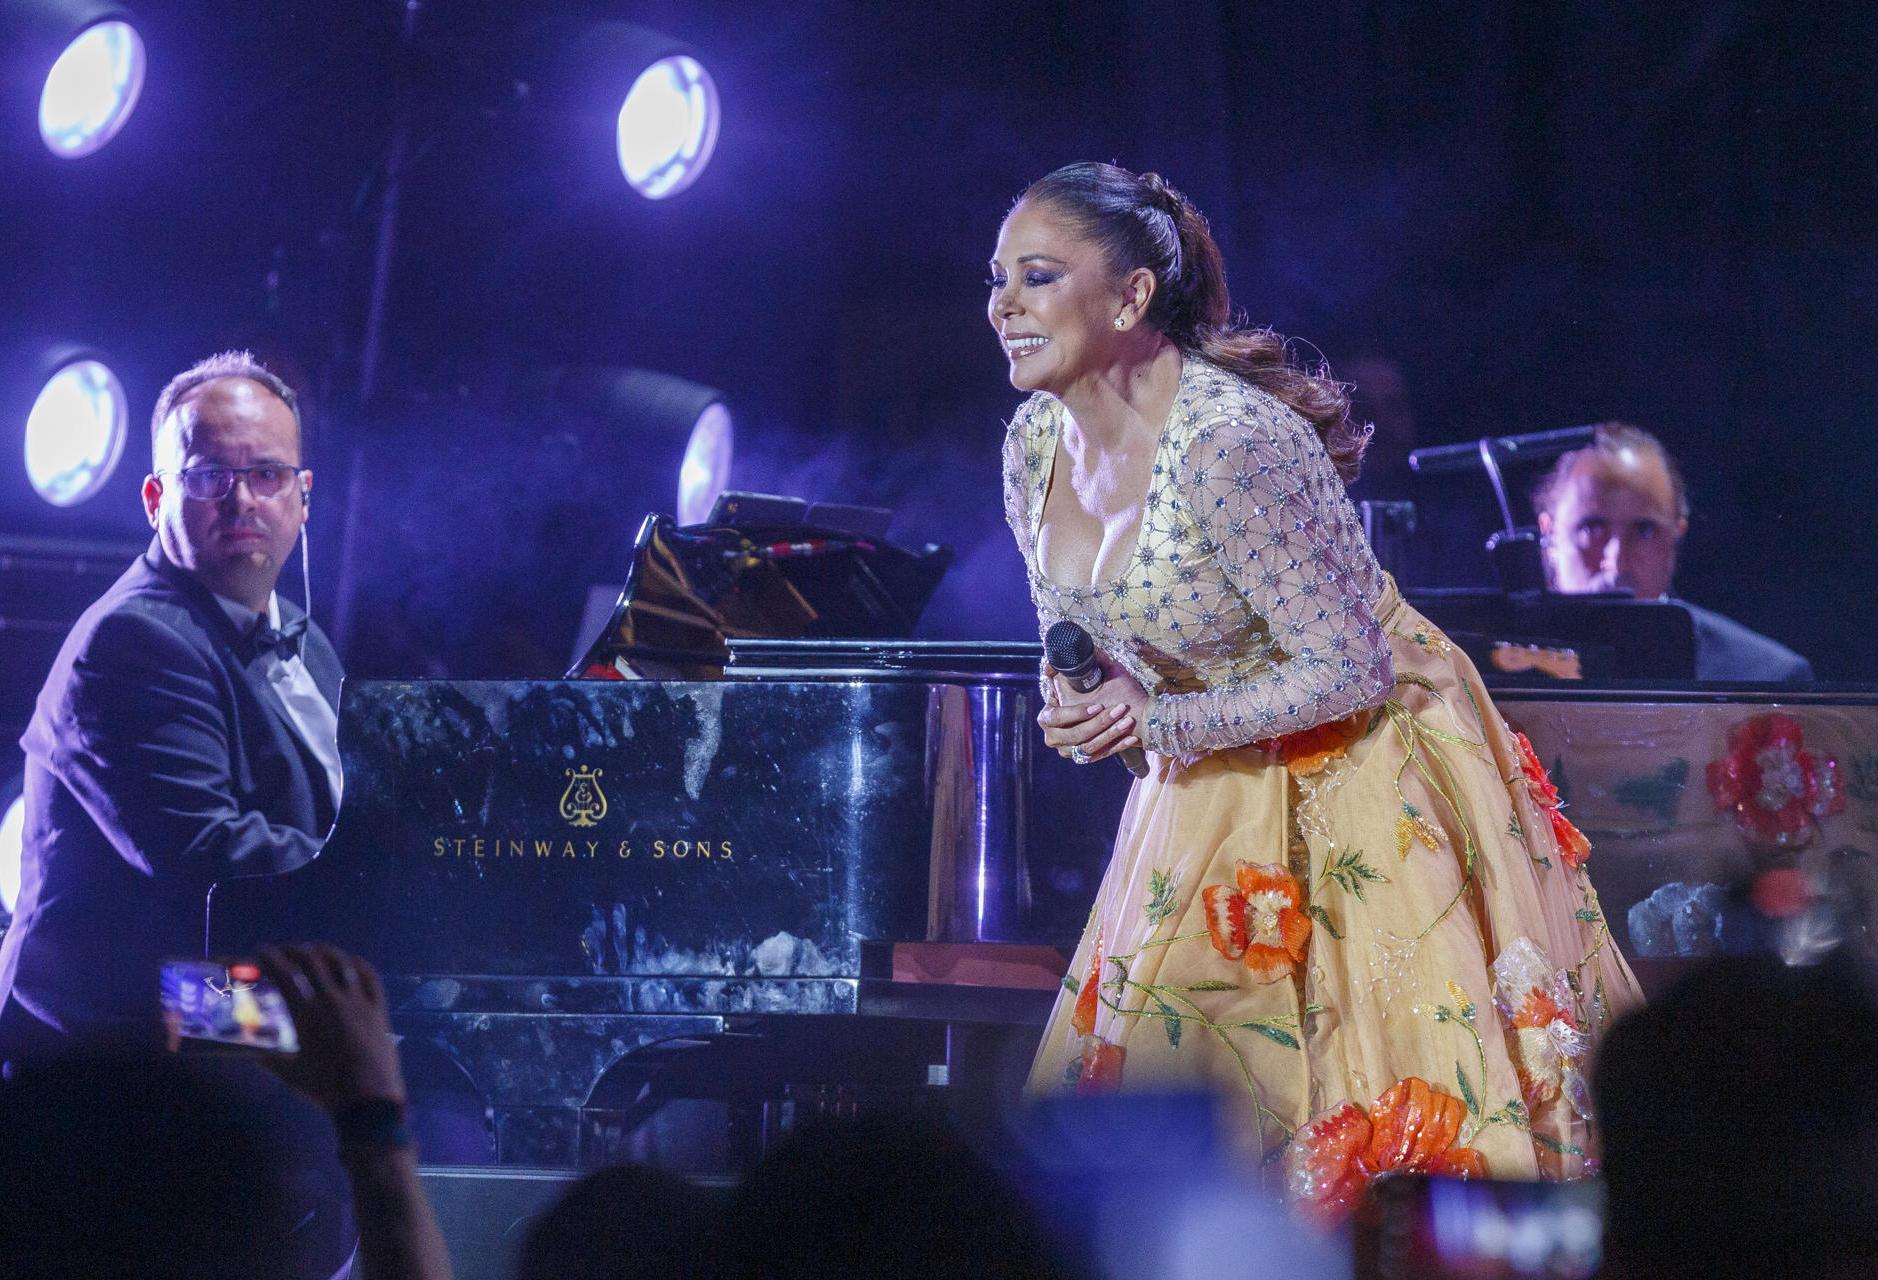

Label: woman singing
[991,162,1640,1218]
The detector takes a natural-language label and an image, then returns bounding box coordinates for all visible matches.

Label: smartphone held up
[1357,1174,1604,1280]
[160,959,299,1054]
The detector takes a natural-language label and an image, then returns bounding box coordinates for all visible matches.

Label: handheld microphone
[1043,620,1150,779]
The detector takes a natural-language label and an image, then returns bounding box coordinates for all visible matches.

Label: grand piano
[208,508,1878,1176]
[209,510,1130,1170]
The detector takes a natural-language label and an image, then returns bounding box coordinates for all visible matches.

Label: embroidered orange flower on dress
[1201,861,1312,983]
[1513,730,1591,869]
[1285,1077,1488,1224]
[1491,936,1593,1117]
[1076,1035,1125,1093]
[1514,731,1560,806]
[1547,809,1591,869]
[1071,934,1103,1036]
[1502,986,1576,1109]
[1257,710,1371,777]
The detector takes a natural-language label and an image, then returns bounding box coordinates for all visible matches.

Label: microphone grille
[1043,620,1096,673]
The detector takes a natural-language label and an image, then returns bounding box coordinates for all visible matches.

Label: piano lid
[569,511,953,681]
[726,638,1043,682]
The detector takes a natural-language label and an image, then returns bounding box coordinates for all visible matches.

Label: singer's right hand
[1039,661,1141,763]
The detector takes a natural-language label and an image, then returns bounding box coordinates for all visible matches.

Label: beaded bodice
[1001,356,1393,756]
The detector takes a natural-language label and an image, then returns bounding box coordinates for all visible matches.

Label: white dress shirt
[214,591,343,812]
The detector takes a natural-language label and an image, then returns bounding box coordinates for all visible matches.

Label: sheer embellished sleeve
[1002,396,1065,704]
[999,406,1035,556]
[1144,390,1393,755]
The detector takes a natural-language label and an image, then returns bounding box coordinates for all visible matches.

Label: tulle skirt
[1026,589,1641,1214]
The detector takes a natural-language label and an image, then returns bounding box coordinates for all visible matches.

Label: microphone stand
[1408,424,1599,596]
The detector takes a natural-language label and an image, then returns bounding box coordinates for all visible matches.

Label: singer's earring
[1113,316,1127,330]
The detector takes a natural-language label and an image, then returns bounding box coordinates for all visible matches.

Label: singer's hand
[1040,657,1148,763]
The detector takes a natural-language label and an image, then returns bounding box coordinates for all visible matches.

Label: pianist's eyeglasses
[162,464,308,502]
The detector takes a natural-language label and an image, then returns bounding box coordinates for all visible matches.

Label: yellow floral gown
[1003,357,1641,1217]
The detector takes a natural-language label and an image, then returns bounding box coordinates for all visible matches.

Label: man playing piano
[0,351,342,1058]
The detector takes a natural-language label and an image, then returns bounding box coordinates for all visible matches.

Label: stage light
[38,18,145,159]
[23,358,128,507]
[520,21,719,199]
[678,402,733,525]
[524,366,734,523]
[615,54,719,199]
[0,781,22,916]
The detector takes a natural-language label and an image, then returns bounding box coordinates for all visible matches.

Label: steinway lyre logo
[559,766,608,828]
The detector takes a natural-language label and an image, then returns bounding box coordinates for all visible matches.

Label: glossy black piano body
[208,648,1126,1167]
[212,659,1122,970]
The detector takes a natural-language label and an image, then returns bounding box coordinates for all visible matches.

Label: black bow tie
[244,614,307,662]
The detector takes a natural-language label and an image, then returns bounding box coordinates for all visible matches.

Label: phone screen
[1360,1174,1603,1280]
[159,959,299,1054]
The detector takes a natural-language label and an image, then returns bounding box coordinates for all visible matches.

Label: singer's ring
[1069,744,1092,766]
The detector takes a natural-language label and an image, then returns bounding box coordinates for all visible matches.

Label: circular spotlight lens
[24,360,128,507]
[39,20,147,159]
[616,55,719,199]
[677,401,732,525]
[0,791,23,915]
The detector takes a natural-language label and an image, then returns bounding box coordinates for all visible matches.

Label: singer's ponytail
[1019,163,1368,483]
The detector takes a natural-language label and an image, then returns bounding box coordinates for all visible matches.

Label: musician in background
[0,351,342,1058]
[1533,421,1812,683]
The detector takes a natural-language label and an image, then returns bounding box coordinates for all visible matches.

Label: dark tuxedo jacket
[1683,600,1814,684]
[0,539,342,1057]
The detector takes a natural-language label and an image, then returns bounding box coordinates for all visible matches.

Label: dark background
[3,0,1872,682]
